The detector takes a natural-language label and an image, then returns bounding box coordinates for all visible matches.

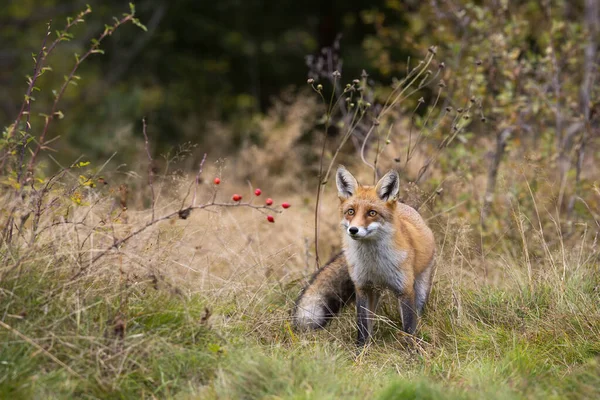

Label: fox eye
[347,208,355,216]
[368,210,377,217]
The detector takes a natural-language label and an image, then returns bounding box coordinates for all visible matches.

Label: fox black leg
[356,287,380,346]
[399,292,417,335]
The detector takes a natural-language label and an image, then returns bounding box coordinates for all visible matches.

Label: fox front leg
[399,291,418,335]
[356,287,380,346]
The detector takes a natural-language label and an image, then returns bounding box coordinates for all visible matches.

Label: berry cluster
[214,177,290,223]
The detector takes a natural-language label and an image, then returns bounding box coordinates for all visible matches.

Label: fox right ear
[336,166,358,200]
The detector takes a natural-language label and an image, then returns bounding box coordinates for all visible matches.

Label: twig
[26,11,136,175]
[1,6,92,172]
[141,118,155,221]
[313,74,340,268]
[481,128,512,230]
[71,200,282,279]
[191,153,208,207]
[568,0,598,218]
[13,24,52,182]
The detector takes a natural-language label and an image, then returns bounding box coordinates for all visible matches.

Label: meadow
[2,1,600,398]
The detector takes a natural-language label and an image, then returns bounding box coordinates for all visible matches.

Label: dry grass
[1,92,599,398]
[1,152,599,399]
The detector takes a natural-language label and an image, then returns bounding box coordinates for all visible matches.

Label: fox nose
[348,227,359,235]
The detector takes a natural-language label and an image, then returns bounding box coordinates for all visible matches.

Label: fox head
[336,166,400,240]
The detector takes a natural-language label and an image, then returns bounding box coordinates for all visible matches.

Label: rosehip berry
[232,194,242,201]
[254,188,262,196]
[214,177,221,185]
[265,198,273,206]
[267,215,275,223]
[282,202,291,209]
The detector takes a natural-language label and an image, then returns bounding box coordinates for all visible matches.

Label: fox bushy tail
[293,252,355,330]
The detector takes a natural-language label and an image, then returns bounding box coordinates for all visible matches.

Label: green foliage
[0,268,220,398]
[378,379,469,400]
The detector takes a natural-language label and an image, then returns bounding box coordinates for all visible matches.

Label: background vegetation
[1,0,599,398]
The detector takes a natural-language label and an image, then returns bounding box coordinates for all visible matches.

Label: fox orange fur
[294,166,436,346]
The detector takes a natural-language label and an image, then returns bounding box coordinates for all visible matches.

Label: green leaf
[132,18,148,32]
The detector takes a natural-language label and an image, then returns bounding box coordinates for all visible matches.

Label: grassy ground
[1,171,599,399]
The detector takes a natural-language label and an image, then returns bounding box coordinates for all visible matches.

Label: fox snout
[347,225,364,239]
[345,224,378,240]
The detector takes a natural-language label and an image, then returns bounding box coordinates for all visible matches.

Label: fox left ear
[375,170,400,202]
[336,165,358,200]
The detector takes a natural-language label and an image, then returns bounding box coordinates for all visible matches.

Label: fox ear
[375,170,400,202]
[336,166,358,200]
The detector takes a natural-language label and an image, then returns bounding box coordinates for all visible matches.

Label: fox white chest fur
[343,229,408,294]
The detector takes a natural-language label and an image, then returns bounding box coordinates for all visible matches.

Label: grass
[1,167,599,399]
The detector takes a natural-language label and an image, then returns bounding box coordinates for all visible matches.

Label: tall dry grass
[1,93,599,398]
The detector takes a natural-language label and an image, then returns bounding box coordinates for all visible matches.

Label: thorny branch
[26,12,136,176]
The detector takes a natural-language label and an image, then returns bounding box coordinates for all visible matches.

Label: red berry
[282,202,291,209]
[267,215,275,223]
[214,177,221,185]
[265,198,273,206]
[232,194,242,201]
[254,188,262,196]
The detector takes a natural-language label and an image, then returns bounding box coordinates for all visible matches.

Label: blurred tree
[0,0,393,163]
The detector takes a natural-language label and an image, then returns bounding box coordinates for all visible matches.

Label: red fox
[294,166,436,346]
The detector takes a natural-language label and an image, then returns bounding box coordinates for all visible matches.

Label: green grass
[1,251,598,399]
